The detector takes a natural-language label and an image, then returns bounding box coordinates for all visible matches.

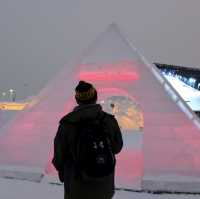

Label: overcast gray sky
[0,0,200,99]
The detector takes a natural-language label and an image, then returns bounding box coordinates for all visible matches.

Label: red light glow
[78,71,139,81]
[77,60,140,81]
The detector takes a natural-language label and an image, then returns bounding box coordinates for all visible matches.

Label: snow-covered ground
[1,177,200,199]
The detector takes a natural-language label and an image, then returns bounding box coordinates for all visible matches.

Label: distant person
[52,80,123,199]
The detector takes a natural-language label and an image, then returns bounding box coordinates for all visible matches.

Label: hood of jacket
[60,104,103,124]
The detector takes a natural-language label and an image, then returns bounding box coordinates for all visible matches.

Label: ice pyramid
[0,23,200,192]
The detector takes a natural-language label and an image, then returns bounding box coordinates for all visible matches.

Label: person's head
[75,81,97,105]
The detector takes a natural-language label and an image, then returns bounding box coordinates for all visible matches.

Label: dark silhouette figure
[52,81,123,199]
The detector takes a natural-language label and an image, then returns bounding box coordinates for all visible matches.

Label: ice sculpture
[0,23,200,193]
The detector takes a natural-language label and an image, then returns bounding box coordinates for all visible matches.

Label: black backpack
[74,113,116,180]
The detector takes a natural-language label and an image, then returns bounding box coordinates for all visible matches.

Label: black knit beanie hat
[75,81,97,104]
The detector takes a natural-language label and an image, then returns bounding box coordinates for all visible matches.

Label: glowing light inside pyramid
[101,96,144,131]
[78,71,139,81]
[77,60,140,81]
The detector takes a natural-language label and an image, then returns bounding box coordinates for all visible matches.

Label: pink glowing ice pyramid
[0,23,200,193]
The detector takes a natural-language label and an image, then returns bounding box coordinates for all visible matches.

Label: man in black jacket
[52,81,123,199]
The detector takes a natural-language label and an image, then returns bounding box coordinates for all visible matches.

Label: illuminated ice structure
[0,23,200,192]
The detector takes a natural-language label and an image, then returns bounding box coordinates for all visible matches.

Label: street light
[9,89,16,102]
[1,92,6,101]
